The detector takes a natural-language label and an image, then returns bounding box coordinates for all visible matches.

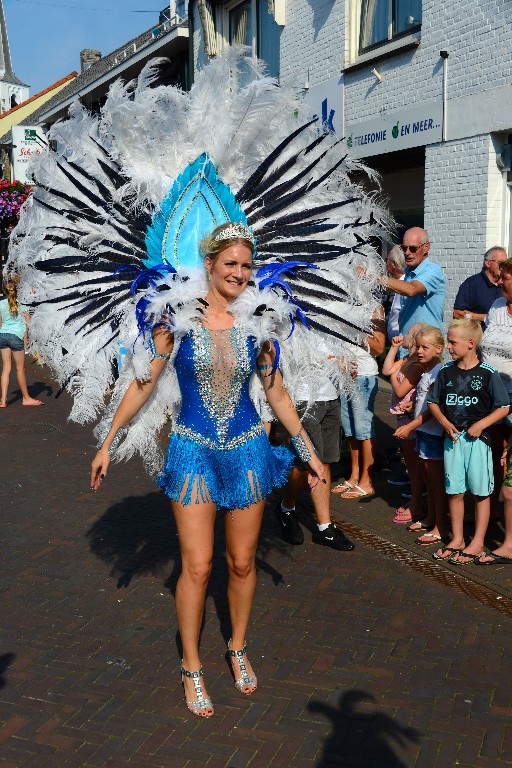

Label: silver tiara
[213,223,255,244]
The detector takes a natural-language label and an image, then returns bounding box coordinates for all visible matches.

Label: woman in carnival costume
[91,220,325,716]
[8,50,388,717]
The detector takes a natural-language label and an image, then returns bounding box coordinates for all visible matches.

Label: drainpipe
[440,50,449,142]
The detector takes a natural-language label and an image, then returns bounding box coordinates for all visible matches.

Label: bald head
[402,227,430,268]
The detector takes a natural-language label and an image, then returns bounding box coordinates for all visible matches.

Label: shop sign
[346,100,443,158]
[11,126,46,184]
[301,76,344,137]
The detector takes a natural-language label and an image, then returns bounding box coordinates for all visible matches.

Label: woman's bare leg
[346,437,361,486]
[0,348,11,404]
[358,437,375,492]
[224,498,265,693]
[171,496,216,715]
[12,349,40,404]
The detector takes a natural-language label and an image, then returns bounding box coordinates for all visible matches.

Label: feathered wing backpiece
[9,48,389,472]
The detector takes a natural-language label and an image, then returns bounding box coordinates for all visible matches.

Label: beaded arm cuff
[97,427,127,456]
[290,431,314,463]
[147,334,171,361]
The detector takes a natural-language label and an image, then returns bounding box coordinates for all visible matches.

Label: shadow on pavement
[86,491,177,588]
[8,379,54,404]
[308,689,419,767]
[86,491,290,646]
[0,653,16,689]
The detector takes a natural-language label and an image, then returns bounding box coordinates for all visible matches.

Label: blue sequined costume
[157,324,293,510]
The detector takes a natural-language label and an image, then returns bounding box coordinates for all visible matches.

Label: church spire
[0,0,28,86]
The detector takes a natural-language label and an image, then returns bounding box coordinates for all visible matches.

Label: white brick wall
[189,0,512,321]
[424,134,506,319]
[278,0,344,89]
[343,0,512,124]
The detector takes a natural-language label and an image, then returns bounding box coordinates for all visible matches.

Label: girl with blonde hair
[393,326,448,545]
[0,274,42,407]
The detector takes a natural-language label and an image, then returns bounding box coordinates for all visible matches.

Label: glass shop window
[359,0,421,52]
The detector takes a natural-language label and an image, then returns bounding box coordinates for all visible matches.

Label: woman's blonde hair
[1,273,20,316]
[199,222,255,265]
[414,325,445,349]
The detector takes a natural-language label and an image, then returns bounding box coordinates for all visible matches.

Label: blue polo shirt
[453,269,502,317]
[398,256,446,339]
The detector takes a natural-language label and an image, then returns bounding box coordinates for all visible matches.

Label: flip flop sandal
[415,533,449,547]
[340,484,375,499]
[432,546,463,561]
[392,511,413,524]
[406,520,433,532]
[448,550,481,566]
[331,481,354,494]
[475,552,512,566]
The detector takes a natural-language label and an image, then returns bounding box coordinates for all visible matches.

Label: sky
[4,0,169,93]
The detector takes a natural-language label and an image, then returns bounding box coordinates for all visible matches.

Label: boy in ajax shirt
[427,318,510,564]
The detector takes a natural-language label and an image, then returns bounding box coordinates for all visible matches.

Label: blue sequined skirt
[157,427,293,510]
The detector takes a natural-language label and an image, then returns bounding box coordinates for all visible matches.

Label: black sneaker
[312,523,354,551]
[274,501,304,545]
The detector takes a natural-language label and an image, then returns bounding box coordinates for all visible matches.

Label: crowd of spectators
[4,225,512,567]
[273,227,512,568]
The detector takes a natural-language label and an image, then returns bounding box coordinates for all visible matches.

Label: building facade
[0,0,29,114]
[191,0,512,315]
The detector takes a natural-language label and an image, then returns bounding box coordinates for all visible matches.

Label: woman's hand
[394,424,411,440]
[90,448,110,491]
[307,455,326,489]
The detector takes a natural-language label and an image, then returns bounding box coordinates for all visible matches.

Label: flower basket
[0,179,32,228]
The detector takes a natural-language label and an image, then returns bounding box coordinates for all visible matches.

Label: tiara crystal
[213,223,255,244]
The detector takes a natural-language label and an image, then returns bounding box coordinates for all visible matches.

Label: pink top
[389,360,427,415]
[389,370,417,415]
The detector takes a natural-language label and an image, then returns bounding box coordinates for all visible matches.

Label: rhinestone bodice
[173,324,262,447]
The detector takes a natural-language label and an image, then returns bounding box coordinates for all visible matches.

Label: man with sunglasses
[453,246,506,325]
[379,227,446,357]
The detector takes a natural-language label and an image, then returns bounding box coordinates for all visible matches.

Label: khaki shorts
[274,399,341,465]
[504,447,512,488]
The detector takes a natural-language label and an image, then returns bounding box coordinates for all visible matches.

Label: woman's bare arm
[90,328,173,490]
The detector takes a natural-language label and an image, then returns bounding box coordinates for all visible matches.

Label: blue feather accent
[256,261,316,344]
[145,153,249,271]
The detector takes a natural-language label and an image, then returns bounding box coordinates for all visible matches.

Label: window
[222,0,280,79]
[229,0,253,46]
[359,0,421,52]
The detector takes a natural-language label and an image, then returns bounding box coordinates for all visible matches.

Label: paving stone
[1,369,512,767]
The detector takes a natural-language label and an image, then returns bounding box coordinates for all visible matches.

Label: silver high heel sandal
[227,640,258,694]
[180,664,214,717]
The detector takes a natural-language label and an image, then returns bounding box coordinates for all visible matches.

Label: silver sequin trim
[172,421,264,451]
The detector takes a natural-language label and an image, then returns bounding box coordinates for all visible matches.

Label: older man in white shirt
[386,244,406,340]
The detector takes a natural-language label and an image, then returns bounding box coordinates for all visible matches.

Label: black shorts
[275,399,341,465]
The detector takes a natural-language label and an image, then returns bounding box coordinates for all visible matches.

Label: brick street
[1,363,512,767]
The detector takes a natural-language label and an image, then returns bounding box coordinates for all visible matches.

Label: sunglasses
[400,243,428,253]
